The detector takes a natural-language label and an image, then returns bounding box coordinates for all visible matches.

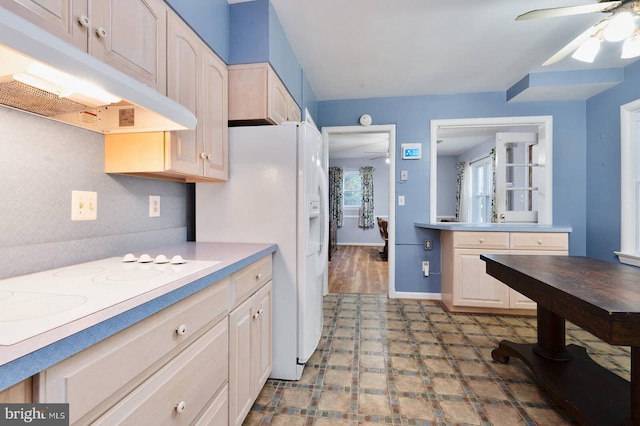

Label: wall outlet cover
[149,195,160,217]
[71,190,97,221]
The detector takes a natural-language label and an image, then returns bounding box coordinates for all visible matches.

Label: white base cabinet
[34,254,273,426]
[442,231,568,314]
[229,257,273,426]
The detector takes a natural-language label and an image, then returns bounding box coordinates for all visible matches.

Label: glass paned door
[495,132,540,223]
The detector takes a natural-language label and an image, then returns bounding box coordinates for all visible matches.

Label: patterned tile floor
[243,294,631,425]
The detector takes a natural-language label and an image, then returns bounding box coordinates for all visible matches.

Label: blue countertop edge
[0,244,277,392]
[414,222,573,232]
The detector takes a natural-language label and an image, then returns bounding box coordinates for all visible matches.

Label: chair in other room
[377,217,388,261]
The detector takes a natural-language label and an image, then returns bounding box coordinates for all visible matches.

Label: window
[343,170,362,208]
[618,102,640,266]
[471,158,492,223]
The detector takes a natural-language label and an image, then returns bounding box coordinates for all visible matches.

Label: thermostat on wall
[401,143,422,159]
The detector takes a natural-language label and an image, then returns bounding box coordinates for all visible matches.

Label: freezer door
[297,123,328,364]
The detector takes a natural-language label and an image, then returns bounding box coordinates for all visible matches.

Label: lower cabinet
[10,254,273,425]
[442,231,568,314]
[229,280,272,426]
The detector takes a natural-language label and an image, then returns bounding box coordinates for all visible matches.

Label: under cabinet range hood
[0,7,196,133]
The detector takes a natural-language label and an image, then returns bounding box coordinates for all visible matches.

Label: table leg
[632,346,639,426]
[533,305,571,361]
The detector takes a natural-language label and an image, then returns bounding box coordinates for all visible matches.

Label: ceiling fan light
[622,35,640,58]
[572,37,601,63]
[604,12,636,42]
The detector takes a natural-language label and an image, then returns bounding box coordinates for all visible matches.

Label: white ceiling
[269,0,638,101]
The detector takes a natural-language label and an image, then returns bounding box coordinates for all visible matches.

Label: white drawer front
[38,279,229,423]
[510,232,568,251]
[454,231,509,249]
[94,319,229,426]
[230,255,272,309]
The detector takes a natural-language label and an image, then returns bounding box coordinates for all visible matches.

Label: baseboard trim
[337,242,385,247]
[393,291,442,301]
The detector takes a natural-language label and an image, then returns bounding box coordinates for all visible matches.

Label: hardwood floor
[328,245,388,294]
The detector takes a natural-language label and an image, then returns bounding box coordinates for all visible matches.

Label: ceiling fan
[518,0,640,64]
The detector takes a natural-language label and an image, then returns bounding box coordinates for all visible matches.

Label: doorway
[322,125,396,298]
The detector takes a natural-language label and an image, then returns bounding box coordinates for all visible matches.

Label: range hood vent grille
[0,78,89,117]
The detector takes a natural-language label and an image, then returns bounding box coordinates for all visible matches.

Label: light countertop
[415,222,572,232]
[0,242,277,392]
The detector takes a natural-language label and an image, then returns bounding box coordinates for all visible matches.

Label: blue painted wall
[165,0,229,62]
[316,94,587,293]
[228,0,318,122]
[585,60,640,262]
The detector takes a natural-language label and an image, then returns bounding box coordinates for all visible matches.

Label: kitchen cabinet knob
[176,324,187,336]
[253,312,260,320]
[479,238,484,244]
[258,309,264,316]
[199,152,208,160]
[206,154,212,161]
[96,27,107,38]
[78,15,90,28]
[538,240,543,245]
[175,401,186,414]
[256,273,263,281]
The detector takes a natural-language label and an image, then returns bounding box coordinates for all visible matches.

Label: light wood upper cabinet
[165,9,228,180]
[90,0,167,93]
[228,62,301,125]
[104,8,228,182]
[1,0,167,93]
[0,0,88,49]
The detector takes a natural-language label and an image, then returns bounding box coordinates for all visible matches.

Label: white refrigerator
[195,121,328,380]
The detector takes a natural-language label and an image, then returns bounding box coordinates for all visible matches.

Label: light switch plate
[71,191,97,221]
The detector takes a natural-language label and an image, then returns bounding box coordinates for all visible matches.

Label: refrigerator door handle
[317,165,329,274]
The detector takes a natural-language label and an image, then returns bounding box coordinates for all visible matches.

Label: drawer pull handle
[78,15,90,28]
[256,273,263,281]
[479,238,484,244]
[95,27,107,38]
[175,401,186,414]
[253,309,264,320]
[176,324,187,336]
[538,240,543,245]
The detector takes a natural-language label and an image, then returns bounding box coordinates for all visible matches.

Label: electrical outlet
[398,195,405,206]
[71,191,97,221]
[149,195,160,217]
[424,239,432,250]
[422,261,430,277]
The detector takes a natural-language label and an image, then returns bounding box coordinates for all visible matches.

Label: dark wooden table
[481,254,640,426]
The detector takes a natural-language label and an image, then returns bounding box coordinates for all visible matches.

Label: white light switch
[400,170,408,181]
[71,191,97,221]
[398,195,405,206]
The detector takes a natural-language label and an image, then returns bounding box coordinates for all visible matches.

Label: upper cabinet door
[1,0,89,50]
[166,11,200,176]
[201,49,228,180]
[90,0,167,93]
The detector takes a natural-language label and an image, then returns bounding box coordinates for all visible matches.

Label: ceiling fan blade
[542,18,609,65]
[516,1,621,21]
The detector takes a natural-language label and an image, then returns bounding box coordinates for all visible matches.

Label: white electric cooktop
[0,255,220,346]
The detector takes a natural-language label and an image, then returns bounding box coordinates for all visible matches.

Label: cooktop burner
[0,255,221,345]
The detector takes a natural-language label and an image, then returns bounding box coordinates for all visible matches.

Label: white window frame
[470,157,492,223]
[342,169,362,209]
[617,99,640,266]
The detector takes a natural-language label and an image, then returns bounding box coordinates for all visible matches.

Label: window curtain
[359,166,375,229]
[490,148,497,223]
[329,167,343,227]
[456,161,470,222]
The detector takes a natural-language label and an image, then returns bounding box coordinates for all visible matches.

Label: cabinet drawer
[195,384,228,426]
[453,232,509,249]
[94,319,229,426]
[230,256,272,309]
[37,279,229,424]
[510,232,568,251]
